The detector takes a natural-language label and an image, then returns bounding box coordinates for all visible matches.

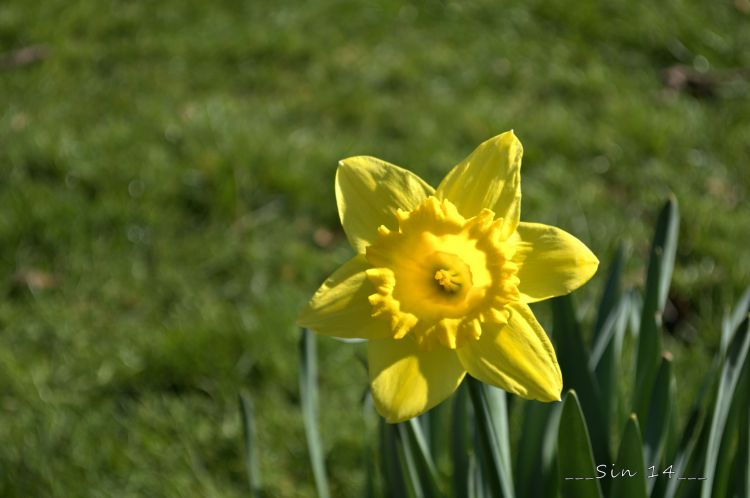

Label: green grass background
[1,1,748,496]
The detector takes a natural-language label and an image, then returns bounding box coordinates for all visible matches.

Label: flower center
[364,196,519,350]
[434,269,460,293]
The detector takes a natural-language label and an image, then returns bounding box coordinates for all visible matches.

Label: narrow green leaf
[425,401,450,471]
[362,392,380,498]
[516,402,553,498]
[737,364,750,498]
[633,314,661,421]
[484,384,514,498]
[590,297,629,439]
[634,196,679,420]
[557,390,603,498]
[644,355,673,493]
[592,245,625,345]
[552,296,608,464]
[661,363,719,498]
[401,417,442,497]
[610,415,648,498]
[397,423,426,498]
[516,401,562,498]
[716,350,750,498]
[641,195,680,320]
[722,286,750,357]
[239,390,263,497]
[468,453,488,498]
[467,377,515,498]
[451,384,471,498]
[380,420,409,498]
[700,317,750,498]
[299,328,331,498]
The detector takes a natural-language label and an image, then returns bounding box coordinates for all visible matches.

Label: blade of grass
[610,415,648,498]
[239,390,263,497]
[299,328,331,498]
[467,377,515,498]
[557,390,603,498]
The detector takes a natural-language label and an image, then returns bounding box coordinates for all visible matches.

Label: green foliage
[299,329,331,498]
[299,198,750,497]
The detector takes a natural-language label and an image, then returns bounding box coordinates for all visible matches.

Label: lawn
[0,0,748,496]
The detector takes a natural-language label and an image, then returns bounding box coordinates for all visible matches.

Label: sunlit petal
[457,303,562,402]
[512,222,599,303]
[436,131,522,240]
[298,255,392,340]
[369,337,466,423]
[336,156,434,253]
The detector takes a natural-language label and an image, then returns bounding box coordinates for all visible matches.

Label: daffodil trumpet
[299,131,598,423]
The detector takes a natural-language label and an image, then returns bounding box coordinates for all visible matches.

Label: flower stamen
[434,269,461,293]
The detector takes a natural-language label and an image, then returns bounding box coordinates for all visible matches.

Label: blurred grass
[0,0,748,496]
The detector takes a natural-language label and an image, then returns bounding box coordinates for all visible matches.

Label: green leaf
[701,317,750,498]
[661,363,719,498]
[516,401,562,498]
[468,453,488,498]
[362,392,381,498]
[467,377,515,498]
[557,390,603,498]
[401,417,442,498]
[642,195,680,321]
[592,244,625,346]
[590,296,629,440]
[380,420,409,498]
[516,402,551,498]
[239,390,263,497]
[735,363,750,498]
[610,415,648,498]
[643,355,672,493]
[397,423,426,498]
[551,296,608,464]
[722,286,750,357]
[299,328,331,498]
[451,384,471,498]
[634,196,679,420]
[714,346,750,498]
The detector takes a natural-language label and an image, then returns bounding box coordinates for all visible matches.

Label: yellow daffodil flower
[298,131,599,423]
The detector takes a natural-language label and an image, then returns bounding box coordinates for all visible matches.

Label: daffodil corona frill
[298,131,599,423]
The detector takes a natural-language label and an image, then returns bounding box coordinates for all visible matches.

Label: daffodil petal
[457,303,562,401]
[368,338,466,423]
[297,255,392,340]
[436,131,522,239]
[512,222,599,303]
[336,156,434,253]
